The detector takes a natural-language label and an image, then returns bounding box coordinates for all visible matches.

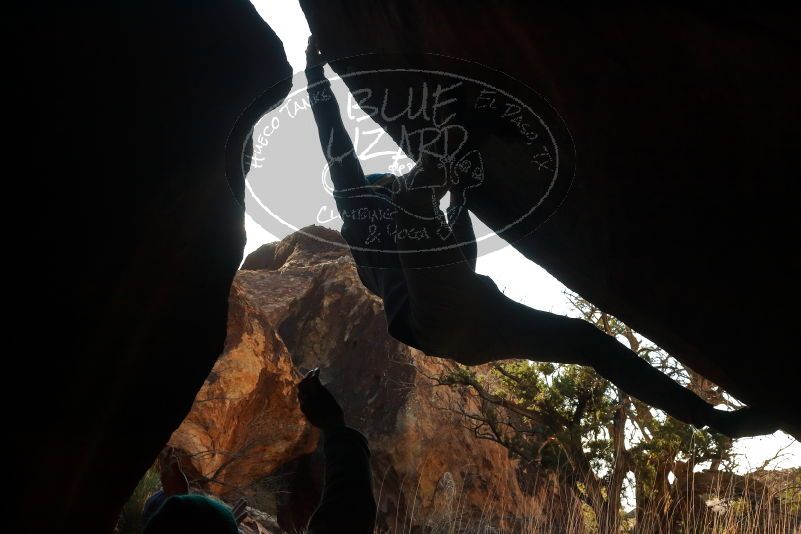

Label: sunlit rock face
[171,226,568,531]
[298,2,801,436]
[168,276,319,493]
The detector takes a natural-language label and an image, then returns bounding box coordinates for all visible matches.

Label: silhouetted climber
[304,37,778,439]
[298,368,377,534]
[141,447,247,534]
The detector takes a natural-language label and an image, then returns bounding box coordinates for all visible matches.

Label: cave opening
[146,2,800,533]
[22,2,800,533]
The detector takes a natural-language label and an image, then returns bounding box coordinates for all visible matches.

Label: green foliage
[438,292,738,531]
[778,467,801,517]
[115,467,161,534]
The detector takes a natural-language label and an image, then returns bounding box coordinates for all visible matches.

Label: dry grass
[373,468,800,534]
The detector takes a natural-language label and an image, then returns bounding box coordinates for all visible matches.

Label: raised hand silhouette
[296,368,376,534]
[305,35,324,68]
[297,368,345,431]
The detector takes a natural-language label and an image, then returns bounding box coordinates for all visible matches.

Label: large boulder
[298,2,801,435]
[171,226,573,532]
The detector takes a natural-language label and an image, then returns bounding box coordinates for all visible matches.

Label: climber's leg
[317,190,402,307]
[388,179,501,354]
[388,178,776,437]
[498,302,779,437]
[326,181,414,344]
[446,202,478,272]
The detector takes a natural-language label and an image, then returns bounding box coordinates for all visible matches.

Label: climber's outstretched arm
[305,38,365,193]
[388,180,777,438]
[305,37,407,303]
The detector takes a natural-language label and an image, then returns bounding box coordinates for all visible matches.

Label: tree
[426,293,734,533]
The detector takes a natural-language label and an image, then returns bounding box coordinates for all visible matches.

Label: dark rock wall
[18,2,291,532]
[299,1,801,435]
[16,3,800,532]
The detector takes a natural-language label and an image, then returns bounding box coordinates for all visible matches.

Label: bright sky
[247,0,799,474]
